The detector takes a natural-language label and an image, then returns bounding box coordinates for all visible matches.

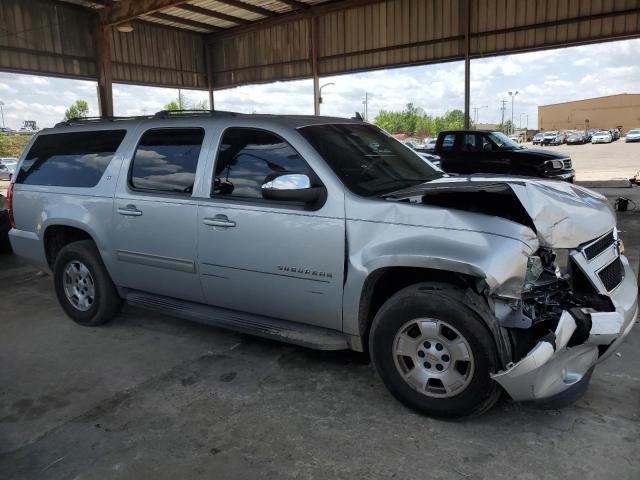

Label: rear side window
[440,134,455,151]
[16,130,126,187]
[130,128,204,194]
[213,128,311,200]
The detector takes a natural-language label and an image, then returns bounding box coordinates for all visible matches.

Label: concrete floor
[522,139,640,182]
[1,186,639,480]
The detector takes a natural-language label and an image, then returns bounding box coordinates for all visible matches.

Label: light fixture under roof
[116,22,134,33]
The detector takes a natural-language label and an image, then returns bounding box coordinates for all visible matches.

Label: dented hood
[392,175,615,248]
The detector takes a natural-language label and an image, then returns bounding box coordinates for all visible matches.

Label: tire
[0,210,12,254]
[53,240,122,326]
[369,282,502,418]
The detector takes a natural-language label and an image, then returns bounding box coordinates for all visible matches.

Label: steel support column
[311,16,320,116]
[96,23,114,117]
[463,0,471,129]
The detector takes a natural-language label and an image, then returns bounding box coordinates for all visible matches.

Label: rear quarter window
[16,130,126,187]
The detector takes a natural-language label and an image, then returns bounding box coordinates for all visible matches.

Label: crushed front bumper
[491,256,638,402]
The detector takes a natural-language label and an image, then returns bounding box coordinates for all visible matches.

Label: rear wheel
[369,282,502,418]
[53,240,122,326]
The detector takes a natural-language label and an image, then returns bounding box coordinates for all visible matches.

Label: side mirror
[261,173,325,203]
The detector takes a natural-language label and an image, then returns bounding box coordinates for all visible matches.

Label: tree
[163,91,208,111]
[374,105,466,137]
[164,101,180,111]
[63,100,89,121]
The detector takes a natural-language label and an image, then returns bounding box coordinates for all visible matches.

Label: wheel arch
[356,265,513,369]
[43,223,98,269]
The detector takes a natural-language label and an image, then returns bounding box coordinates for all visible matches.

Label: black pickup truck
[433,130,575,182]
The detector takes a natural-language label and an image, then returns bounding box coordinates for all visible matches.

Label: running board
[124,290,352,351]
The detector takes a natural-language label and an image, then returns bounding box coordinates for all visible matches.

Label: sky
[0,38,638,131]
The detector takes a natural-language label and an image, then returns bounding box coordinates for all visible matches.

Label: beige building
[538,94,640,134]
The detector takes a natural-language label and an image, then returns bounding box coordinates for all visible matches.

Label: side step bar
[125,290,352,351]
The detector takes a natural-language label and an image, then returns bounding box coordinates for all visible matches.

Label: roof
[539,93,640,109]
[58,0,336,35]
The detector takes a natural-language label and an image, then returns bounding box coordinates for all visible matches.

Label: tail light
[6,182,16,229]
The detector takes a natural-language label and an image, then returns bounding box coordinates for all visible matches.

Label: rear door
[111,125,209,303]
[437,133,462,172]
[196,127,345,330]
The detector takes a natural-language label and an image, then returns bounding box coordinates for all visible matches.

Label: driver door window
[213,128,312,200]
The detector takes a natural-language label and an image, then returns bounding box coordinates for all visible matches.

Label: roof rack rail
[153,109,239,118]
[54,115,152,127]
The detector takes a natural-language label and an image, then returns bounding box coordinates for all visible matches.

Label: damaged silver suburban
[8,115,637,418]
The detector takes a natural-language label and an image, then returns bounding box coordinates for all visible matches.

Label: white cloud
[0,38,638,130]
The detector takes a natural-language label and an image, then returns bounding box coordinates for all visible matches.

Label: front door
[197,127,345,330]
[112,127,206,303]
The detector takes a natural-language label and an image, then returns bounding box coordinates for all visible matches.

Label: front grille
[563,159,572,169]
[598,257,624,292]
[583,231,615,260]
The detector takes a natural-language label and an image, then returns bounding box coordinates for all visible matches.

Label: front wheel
[369,283,502,418]
[53,240,122,326]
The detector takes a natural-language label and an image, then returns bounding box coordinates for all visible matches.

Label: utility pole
[0,100,5,128]
[508,91,519,135]
[472,105,488,126]
[500,100,507,129]
[362,91,369,121]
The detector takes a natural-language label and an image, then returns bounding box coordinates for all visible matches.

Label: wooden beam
[95,23,113,117]
[213,0,277,18]
[274,0,310,9]
[149,12,222,31]
[463,0,470,129]
[101,0,192,26]
[175,4,250,25]
[311,16,320,115]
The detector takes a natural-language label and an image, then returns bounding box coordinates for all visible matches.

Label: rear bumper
[491,256,638,402]
[8,228,50,272]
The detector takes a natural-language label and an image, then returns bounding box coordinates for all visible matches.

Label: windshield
[628,130,640,134]
[298,123,441,197]
[488,131,523,150]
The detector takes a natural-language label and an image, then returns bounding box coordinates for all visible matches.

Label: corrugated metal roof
[1,0,639,92]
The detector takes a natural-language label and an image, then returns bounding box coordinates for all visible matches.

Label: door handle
[117,205,143,216]
[203,215,236,228]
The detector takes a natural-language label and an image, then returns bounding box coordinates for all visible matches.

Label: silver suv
[7,112,637,418]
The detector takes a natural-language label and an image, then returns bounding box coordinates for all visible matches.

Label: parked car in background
[609,128,620,141]
[532,133,544,145]
[592,130,613,144]
[0,163,12,180]
[7,112,636,418]
[418,138,437,153]
[416,151,442,169]
[433,130,574,181]
[583,130,594,142]
[1,158,18,176]
[566,131,586,145]
[541,131,565,146]
[624,129,640,142]
[508,134,520,143]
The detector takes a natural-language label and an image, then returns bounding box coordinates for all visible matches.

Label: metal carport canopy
[1,0,639,125]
